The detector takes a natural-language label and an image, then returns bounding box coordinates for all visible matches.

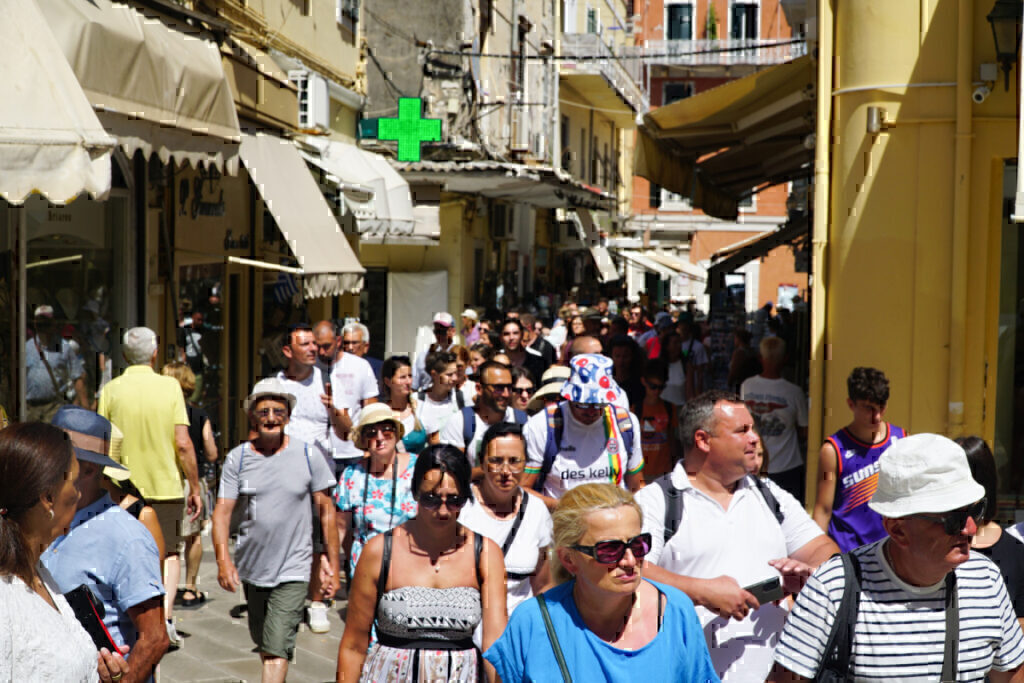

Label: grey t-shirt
[219,438,336,587]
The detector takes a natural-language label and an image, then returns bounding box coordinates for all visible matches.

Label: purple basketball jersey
[826,423,906,552]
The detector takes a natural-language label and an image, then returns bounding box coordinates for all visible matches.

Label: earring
[48,509,54,520]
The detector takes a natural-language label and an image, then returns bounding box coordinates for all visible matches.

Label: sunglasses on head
[362,423,397,439]
[418,491,469,510]
[911,499,986,535]
[572,532,652,564]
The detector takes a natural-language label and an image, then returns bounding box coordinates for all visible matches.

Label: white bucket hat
[868,433,985,518]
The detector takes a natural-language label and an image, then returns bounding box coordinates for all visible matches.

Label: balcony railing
[560,33,649,115]
[622,38,807,68]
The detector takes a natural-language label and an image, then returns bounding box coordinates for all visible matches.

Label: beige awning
[614,249,675,279]
[40,0,241,174]
[647,251,707,282]
[239,133,365,297]
[636,55,814,220]
[573,208,620,283]
[0,1,115,205]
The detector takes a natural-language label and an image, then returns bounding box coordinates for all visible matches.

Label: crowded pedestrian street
[6,0,1024,681]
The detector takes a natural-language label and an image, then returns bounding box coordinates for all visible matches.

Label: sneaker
[307,601,330,634]
[166,619,184,650]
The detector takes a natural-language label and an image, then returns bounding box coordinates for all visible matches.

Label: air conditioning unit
[530,132,546,160]
[288,70,330,131]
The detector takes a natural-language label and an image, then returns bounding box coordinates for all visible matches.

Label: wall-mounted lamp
[986,0,1022,91]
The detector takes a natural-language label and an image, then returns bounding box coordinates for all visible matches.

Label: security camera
[973,85,991,104]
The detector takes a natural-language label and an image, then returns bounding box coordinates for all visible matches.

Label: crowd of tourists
[2,298,1024,682]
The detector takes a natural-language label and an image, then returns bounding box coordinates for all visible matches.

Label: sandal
[178,589,207,608]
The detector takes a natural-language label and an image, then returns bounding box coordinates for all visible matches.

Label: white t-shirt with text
[740,375,808,474]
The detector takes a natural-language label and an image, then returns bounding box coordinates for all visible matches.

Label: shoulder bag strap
[537,594,573,683]
[35,336,64,396]
[474,531,484,587]
[501,492,529,556]
[655,473,684,546]
[749,474,785,524]
[941,570,958,683]
[816,552,862,681]
[374,529,394,617]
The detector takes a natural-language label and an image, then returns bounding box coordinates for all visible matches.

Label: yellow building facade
[809,0,1020,500]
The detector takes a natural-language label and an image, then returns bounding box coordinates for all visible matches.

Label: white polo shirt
[325,353,380,460]
[635,462,824,683]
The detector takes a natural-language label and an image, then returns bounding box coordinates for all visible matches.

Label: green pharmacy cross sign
[377,97,442,162]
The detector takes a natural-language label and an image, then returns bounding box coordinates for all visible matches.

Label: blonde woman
[484,483,718,682]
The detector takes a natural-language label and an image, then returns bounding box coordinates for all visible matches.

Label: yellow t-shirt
[98,365,189,500]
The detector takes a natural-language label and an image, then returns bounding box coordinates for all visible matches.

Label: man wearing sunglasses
[439,361,527,473]
[637,390,836,682]
[774,433,1024,682]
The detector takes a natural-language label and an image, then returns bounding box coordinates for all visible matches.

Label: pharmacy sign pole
[377,97,442,162]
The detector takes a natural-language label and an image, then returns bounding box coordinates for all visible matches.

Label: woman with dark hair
[416,350,462,442]
[959,435,1024,628]
[508,366,536,414]
[382,356,428,455]
[459,423,552,623]
[337,444,507,681]
[0,422,129,682]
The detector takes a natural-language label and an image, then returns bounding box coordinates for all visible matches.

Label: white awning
[615,249,675,279]
[647,250,707,282]
[41,0,241,174]
[0,1,115,205]
[239,133,365,297]
[573,208,620,283]
[303,138,417,236]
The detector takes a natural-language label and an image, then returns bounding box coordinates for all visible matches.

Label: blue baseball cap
[51,406,128,474]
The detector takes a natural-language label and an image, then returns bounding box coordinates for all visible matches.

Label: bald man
[568,335,603,360]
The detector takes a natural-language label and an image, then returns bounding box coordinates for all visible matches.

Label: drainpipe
[806,0,833,507]
[947,0,972,437]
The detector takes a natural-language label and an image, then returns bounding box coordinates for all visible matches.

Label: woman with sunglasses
[337,445,507,682]
[508,366,536,414]
[484,483,718,682]
[459,424,552,628]
[381,356,428,455]
[334,404,418,575]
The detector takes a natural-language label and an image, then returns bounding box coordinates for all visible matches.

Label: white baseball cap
[868,433,985,518]
[461,308,479,321]
[432,312,455,328]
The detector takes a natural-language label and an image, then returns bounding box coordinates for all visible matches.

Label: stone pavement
[157,533,346,683]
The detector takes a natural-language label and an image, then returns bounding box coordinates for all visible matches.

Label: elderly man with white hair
[98,326,202,649]
[340,320,382,380]
[773,434,1024,682]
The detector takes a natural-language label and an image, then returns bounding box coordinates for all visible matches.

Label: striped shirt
[775,540,1024,681]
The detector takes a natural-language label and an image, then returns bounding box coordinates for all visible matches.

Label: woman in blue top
[335,404,418,572]
[484,483,719,682]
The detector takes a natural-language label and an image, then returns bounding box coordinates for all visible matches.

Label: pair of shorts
[243,581,308,660]
[150,499,186,555]
[181,480,209,536]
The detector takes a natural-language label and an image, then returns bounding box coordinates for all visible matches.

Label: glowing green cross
[377,98,442,162]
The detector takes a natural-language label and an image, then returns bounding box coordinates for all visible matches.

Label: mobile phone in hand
[743,576,783,606]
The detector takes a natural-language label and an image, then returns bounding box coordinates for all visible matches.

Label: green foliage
[705,3,719,40]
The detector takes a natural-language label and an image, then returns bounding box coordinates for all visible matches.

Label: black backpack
[461,405,527,445]
[652,472,784,545]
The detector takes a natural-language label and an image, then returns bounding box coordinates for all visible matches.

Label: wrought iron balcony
[560,33,649,115]
[622,38,807,68]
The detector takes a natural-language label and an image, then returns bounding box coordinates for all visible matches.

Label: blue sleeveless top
[826,423,906,552]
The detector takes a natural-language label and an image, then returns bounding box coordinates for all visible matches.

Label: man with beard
[439,361,526,472]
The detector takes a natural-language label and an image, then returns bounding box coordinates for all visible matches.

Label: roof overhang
[636,55,814,220]
[707,215,809,286]
[394,160,616,212]
[560,74,638,127]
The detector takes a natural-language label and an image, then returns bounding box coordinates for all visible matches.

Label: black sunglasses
[912,499,986,535]
[484,383,513,393]
[572,532,652,564]
[418,492,469,510]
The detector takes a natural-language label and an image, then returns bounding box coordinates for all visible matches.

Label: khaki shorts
[243,581,308,660]
[150,500,186,555]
